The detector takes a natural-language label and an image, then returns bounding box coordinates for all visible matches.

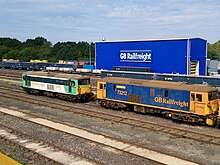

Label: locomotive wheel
[216,120,220,128]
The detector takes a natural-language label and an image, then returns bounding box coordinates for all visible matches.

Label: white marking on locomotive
[31,82,67,94]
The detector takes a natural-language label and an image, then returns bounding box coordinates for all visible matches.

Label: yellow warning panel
[190,61,197,75]
[0,152,21,165]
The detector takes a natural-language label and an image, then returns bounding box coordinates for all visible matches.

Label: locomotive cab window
[191,93,195,101]
[99,83,103,89]
[64,81,68,85]
[23,75,27,80]
[78,79,90,85]
[208,91,218,101]
[70,81,75,86]
[196,94,202,102]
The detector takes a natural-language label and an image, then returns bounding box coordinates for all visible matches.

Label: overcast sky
[0,0,220,44]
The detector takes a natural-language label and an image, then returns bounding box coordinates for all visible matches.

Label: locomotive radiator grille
[128,94,141,103]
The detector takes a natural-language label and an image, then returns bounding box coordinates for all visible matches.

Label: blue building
[95,38,207,75]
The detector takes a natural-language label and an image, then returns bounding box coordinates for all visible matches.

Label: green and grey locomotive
[22,71,93,101]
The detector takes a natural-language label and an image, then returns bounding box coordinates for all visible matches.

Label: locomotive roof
[25,71,89,80]
[100,77,217,92]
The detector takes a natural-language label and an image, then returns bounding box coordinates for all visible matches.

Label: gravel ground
[1,80,220,138]
[0,112,160,165]
[0,95,220,165]
[0,127,60,165]
[1,78,220,164]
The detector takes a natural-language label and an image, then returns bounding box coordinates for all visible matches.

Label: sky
[0,0,220,44]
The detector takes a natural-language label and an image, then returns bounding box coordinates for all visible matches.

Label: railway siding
[1,87,220,147]
[0,128,93,165]
[0,107,198,165]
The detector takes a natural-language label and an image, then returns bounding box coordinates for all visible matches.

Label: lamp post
[89,41,91,65]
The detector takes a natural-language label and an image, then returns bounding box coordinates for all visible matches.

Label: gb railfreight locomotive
[97,77,220,127]
[22,71,93,101]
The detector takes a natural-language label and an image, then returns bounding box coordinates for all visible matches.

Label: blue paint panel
[147,88,190,111]
[106,82,190,111]
[96,39,188,74]
[106,83,128,101]
[190,38,207,75]
[96,38,207,75]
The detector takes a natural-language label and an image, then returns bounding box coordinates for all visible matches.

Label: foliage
[0,37,95,62]
[0,37,219,62]
[0,37,22,49]
[207,41,220,60]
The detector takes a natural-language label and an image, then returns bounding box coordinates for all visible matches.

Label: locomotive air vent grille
[128,94,141,103]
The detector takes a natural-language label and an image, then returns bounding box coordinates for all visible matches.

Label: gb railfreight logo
[120,50,152,62]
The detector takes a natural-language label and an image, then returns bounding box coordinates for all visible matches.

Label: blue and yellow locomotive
[97,77,220,126]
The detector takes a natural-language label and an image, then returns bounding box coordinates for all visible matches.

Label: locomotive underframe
[98,99,220,127]
[22,87,94,102]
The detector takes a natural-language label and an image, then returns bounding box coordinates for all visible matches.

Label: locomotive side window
[208,91,218,100]
[196,94,202,102]
[64,81,68,85]
[191,94,195,101]
[113,85,116,91]
[23,75,27,80]
[99,84,103,89]
[165,90,168,98]
[78,79,90,85]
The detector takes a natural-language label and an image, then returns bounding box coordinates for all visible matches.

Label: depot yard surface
[0,69,220,164]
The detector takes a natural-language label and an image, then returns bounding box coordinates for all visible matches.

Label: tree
[6,50,20,59]
[24,37,48,47]
[215,41,220,59]
[207,41,220,60]
[0,37,95,62]
[19,47,38,61]
[0,46,12,60]
[0,37,22,49]
[37,42,52,60]
[207,43,217,59]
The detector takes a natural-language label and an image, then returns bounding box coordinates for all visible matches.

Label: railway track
[0,107,198,165]
[0,124,93,165]
[0,69,98,91]
[0,69,22,79]
[0,69,22,77]
[0,86,220,148]
[0,133,61,165]
[0,75,21,80]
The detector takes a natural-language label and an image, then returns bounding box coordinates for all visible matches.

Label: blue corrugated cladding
[96,38,206,75]
[106,82,190,111]
[190,38,207,75]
